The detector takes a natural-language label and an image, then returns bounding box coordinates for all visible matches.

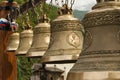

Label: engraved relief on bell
[26,14,50,58]
[67,32,82,48]
[93,0,120,9]
[41,4,84,63]
[67,0,120,80]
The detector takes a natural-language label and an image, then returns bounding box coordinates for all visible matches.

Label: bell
[7,32,19,51]
[67,1,120,80]
[26,14,50,58]
[41,4,84,63]
[7,20,19,51]
[16,29,33,55]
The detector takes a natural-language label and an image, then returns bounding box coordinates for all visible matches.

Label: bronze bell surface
[7,32,19,51]
[26,14,50,58]
[16,29,33,55]
[41,4,84,63]
[67,0,120,80]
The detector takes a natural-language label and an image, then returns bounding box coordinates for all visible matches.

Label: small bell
[7,20,19,51]
[16,11,33,55]
[41,4,84,63]
[7,32,19,51]
[16,29,33,55]
[67,0,120,80]
[26,14,50,58]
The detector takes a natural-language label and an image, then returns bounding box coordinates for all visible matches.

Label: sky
[46,0,97,11]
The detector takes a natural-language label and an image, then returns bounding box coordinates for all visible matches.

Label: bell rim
[26,55,43,58]
[15,51,28,55]
[67,71,120,80]
[26,53,44,58]
[7,49,16,52]
[15,53,26,56]
[41,54,79,64]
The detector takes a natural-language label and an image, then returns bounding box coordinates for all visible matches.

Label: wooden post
[0,30,17,80]
[0,1,18,80]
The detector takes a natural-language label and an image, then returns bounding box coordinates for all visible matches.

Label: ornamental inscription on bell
[67,32,81,48]
[83,30,92,50]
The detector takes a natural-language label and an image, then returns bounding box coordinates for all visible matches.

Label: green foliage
[17,2,58,31]
[15,0,25,5]
[17,56,40,80]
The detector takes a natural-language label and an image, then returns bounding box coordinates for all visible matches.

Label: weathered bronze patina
[41,4,84,63]
[26,14,50,58]
[67,0,120,80]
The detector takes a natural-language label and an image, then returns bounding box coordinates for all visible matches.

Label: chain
[6,1,20,32]
[38,1,44,17]
[17,7,25,30]
[7,13,12,29]
[48,0,53,12]
[20,14,25,30]
[11,7,19,32]
[70,0,75,9]
[42,0,53,17]
[55,0,59,8]
[65,0,69,5]
[39,1,51,23]
[31,0,40,23]
[61,0,64,5]
[50,0,53,7]
[42,0,46,14]
[25,12,32,29]
[24,0,32,29]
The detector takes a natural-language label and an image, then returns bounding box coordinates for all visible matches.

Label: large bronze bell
[26,14,50,58]
[41,4,84,63]
[7,32,19,51]
[67,0,120,80]
[16,29,33,55]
